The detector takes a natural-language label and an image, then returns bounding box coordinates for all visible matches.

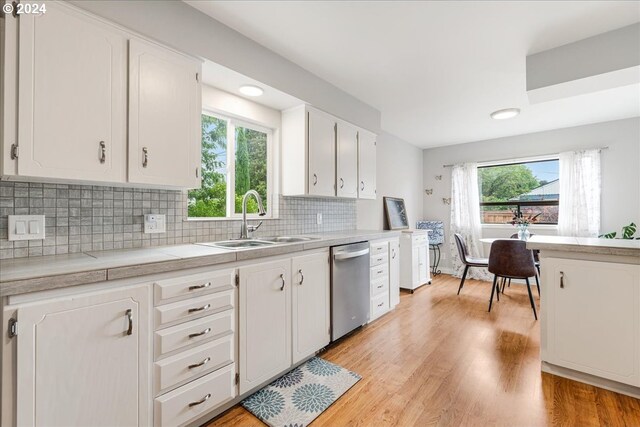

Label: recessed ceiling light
[239,85,264,97]
[490,108,520,120]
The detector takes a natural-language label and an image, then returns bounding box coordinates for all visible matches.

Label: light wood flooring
[207,274,640,427]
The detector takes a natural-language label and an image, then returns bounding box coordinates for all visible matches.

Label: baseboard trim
[542,361,640,399]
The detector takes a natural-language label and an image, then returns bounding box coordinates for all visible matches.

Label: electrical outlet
[316,213,323,225]
[144,214,166,234]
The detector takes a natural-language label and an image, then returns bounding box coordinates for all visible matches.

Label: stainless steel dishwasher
[330,241,370,341]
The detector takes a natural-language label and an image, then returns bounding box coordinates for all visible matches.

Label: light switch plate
[316,213,323,225]
[8,215,45,241]
[144,214,166,234]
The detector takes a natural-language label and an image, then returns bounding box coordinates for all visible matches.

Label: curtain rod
[441,146,609,168]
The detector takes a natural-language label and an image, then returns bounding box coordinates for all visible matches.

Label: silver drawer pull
[188,393,211,407]
[188,304,211,313]
[377,284,383,289]
[377,270,383,274]
[377,302,384,307]
[189,282,211,291]
[189,327,211,339]
[188,357,211,370]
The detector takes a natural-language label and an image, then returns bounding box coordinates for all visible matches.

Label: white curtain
[558,149,601,237]
[449,163,492,281]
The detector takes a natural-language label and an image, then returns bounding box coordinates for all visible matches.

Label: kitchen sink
[261,236,321,243]
[209,239,277,249]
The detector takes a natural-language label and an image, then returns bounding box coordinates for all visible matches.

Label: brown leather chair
[488,239,538,319]
[453,233,489,295]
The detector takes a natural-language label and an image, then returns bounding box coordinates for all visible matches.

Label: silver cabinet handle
[560,271,564,288]
[188,303,211,313]
[142,147,148,168]
[189,282,211,291]
[339,178,344,189]
[279,273,285,291]
[361,181,365,191]
[377,302,384,307]
[188,393,211,407]
[99,141,106,164]
[392,249,396,259]
[189,327,211,339]
[188,357,210,370]
[377,269,383,274]
[377,284,383,289]
[125,309,133,336]
[313,173,318,186]
[298,269,304,286]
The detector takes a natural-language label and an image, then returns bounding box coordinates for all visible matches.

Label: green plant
[599,222,638,239]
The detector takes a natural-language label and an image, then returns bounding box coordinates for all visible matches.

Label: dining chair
[502,233,541,295]
[453,233,489,295]
[488,239,538,319]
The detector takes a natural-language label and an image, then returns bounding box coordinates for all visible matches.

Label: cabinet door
[307,109,336,197]
[17,2,127,182]
[389,240,400,307]
[545,258,640,386]
[292,252,330,364]
[336,122,358,198]
[15,284,151,426]
[358,130,377,199]
[418,244,429,285]
[128,38,201,188]
[239,259,291,394]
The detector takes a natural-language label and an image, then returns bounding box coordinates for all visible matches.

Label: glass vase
[517,225,530,241]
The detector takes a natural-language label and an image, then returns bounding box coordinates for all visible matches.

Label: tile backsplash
[0,181,357,259]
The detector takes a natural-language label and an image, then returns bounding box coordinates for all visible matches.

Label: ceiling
[187,1,640,148]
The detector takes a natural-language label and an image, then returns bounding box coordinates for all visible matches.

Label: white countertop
[526,235,640,257]
[0,230,400,296]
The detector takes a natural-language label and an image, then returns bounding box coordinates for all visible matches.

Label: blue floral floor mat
[241,357,361,426]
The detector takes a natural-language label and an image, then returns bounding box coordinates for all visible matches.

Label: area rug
[242,357,361,426]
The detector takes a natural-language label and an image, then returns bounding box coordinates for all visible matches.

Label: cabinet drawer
[370,264,388,282]
[155,290,234,329]
[371,292,390,319]
[371,277,389,297]
[154,335,234,396]
[370,252,388,267]
[155,363,236,427]
[370,242,388,256]
[412,234,429,245]
[155,311,234,359]
[154,269,235,305]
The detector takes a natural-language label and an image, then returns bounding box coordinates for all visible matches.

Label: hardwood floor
[207,274,640,427]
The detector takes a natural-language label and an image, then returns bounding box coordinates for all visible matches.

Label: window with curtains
[478,159,559,224]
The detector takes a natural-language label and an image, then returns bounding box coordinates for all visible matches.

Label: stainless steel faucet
[240,190,266,239]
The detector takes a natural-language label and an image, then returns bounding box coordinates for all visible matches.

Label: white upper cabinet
[307,109,336,197]
[282,105,376,199]
[336,121,359,198]
[128,38,202,188]
[16,2,127,182]
[358,130,377,199]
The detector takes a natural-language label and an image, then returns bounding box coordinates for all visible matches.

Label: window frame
[477,157,560,226]
[189,109,274,220]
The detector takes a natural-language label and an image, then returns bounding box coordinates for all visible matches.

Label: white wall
[422,117,640,271]
[357,132,424,230]
[69,0,380,133]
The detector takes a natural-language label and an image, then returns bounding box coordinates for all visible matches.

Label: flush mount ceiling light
[490,108,520,120]
[239,85,264,97]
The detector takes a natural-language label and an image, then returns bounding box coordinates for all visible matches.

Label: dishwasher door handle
[333,248,370,260]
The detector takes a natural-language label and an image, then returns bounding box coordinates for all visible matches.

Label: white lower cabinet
[11,284,151,427]
[400,230,431,292]
[369,237,400,322]
[543,258,640,387]
[292,252,331,364]
[153,267,237,427]
[239,259,292,394]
